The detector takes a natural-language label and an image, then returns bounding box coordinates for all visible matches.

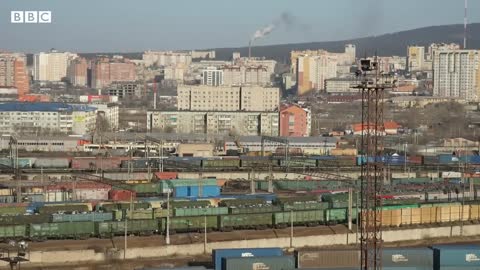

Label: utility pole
[348,187,353,231]
[290,209,294,248]
[166,190,170,245]
[204,214,207,254]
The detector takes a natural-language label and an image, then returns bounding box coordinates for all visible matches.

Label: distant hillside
[26,23,480,65]
[212,23,480,62]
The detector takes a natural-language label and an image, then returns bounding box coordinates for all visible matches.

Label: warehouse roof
[227,136,338,144]
[0,102,96,112]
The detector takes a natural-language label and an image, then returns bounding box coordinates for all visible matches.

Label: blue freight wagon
[212,247,283,270]
[382,248,433,270]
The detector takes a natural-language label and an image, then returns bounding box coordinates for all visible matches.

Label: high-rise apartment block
[142,51,192,67]
[67,58,88,87]
[177,85,279,112]
[202,67,224,86]
[91,58,136,89]
[34,49,78,81]
[291,44,356,75]
[407,46,425,72]
[296,52,337,95]
[433,49,480,101]
[0,53,29,96]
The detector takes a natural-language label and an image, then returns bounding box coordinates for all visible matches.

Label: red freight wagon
[109,190,137,201]
[154,172,178,180]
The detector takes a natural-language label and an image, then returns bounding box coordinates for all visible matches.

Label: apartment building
[67,58,88,87]
[34,50,78,82]
[91,58,136,89]
[0,53,29,96]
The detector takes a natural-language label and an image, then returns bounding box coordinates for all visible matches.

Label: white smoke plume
[250,12,302,42]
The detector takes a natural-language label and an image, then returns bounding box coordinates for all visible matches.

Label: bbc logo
[11,11,52,23]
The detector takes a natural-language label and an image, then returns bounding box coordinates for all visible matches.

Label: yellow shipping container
[381,210,393,227]
[420,207,436,224]
[401,208,412,226]
[31,187,44,193]
[470,205,480,220]
[391,209,402,227]
[411,208,421,225]
[330,148,358,156]
[0,189,13,196]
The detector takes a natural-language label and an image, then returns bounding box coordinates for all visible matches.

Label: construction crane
[354,57,395,270]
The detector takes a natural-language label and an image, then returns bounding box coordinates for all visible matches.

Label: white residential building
[34,50,78,82]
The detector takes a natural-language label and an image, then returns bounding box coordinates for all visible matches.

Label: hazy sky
[1,0,479,53]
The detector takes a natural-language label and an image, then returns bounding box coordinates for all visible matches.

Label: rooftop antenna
[464,0,468,49]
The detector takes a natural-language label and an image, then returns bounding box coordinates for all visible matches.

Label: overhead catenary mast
[354,57,396,270]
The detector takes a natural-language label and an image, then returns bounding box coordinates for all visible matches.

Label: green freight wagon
[125,209,154,220]
[280,158,317,167]
[159,216,218,233]
[173,207,228,217]
[281,201,329,211]
[166,200,211,208]
[275,195,318,204]
[380,204,419,210]
[0,214,50,225]
[51,212,113,222]
[202,159,240,168]
[37,204,90,214]
[273,210,325,228]
[0,206,27,215]
[219,199,266,207]
[325,208,348,225]
[117,202,150,210]
[229,205,282,214]
[153,209,170,218]
[95,220,158,237]
[218,213,272,231]
[29,222,95,240]
[0,225,27,240]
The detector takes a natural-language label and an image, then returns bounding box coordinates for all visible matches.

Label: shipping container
[433,245,480,268]
[212,247,283,270]
[382,248,433,269]
[218,213,272,231]
[29,222,95,239]
[173,185,220,198]
[51,212,113,223]
[221,255,295,270]
[96,220,158,237]
[33,158,70,168]
[295,249,360,269]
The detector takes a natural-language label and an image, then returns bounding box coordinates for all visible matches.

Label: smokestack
[248,41,252,59]
[464,0,468,49]
[153,81,157,110]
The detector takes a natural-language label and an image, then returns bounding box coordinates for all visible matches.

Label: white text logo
[11,11,52,23]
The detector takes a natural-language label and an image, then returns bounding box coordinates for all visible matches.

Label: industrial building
[106,81,143,98]
[224,136,337,155]
[0,135,88,152]
[147,110,279,136]
[177,85,279,112]
[324,77,358,94]
[0,102,97,135]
